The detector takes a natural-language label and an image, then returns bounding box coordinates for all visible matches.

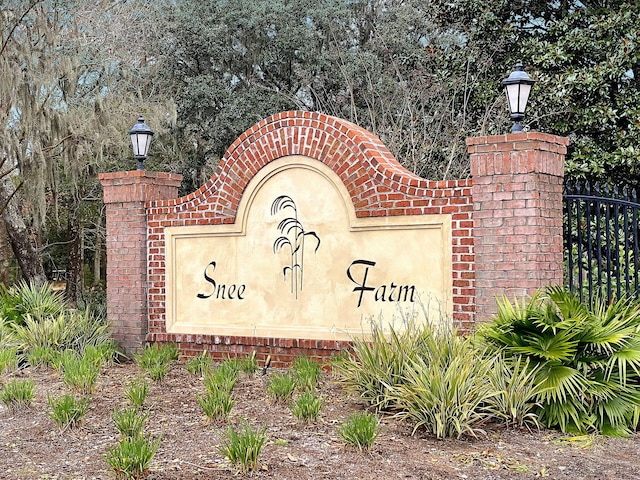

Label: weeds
[338,411,379,451]
[217,420,266,473]
[0,378,35,411]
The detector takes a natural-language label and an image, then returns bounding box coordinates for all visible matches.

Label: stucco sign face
[165,156,452,340]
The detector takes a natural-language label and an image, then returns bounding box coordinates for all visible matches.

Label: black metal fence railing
[564,180,640,305]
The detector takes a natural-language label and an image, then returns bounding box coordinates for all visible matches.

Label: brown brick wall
[99,171,182,355]
[467,132,568,323]
[100,113,568,363]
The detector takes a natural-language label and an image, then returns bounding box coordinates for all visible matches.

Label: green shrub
[0,281,66,325]
[125,379,149,408]
[338,411,379,451]
[105,434,160,480]
[477,287,640,436]
[332,318,430,410]
[12,308,114,358]
[1,378,35,411]
[112,407,149,439]
[386,328,494,439]
[267,372,296,403]
[484,355,542,429]
[204,364,238,394]
[197,387,234,421]
[291,390,323,424]
[27,345,56,368]
[185,351,212,376]
[0,348,19,375]
[240,352,258,377]
[48,393,89,430]
[135,344,178,382]
[61,354,101,394]
[291,356,321,390]
[217,420,266,473]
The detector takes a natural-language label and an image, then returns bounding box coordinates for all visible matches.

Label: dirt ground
[1,360,640,480]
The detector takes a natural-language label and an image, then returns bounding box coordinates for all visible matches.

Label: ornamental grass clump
[204,363,239,394]
[0,348,18,375]
[125,379,149,408]
[240,352,258,377]
[267,372,296,404]
[476,286,640,436]
[291,390,323,424]
[291,356,321,390]
[61,353,101,394]
[186,351,212,376]
[1,378,35,411]
[47,393,89,431]
[217,420,266,474]
[197,387,234,421]
[105,434,160,480]
[338,411,379,451]
[332,317,430,410]
[112,407,149,439]
[386,326,495,439]
[135,344,179,382]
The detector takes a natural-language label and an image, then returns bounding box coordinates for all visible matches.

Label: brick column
[467,132,569,323]
[98,171,182,355]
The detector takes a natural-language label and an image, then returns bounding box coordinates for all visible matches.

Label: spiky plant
[217,420,266,473]
[477,286,640,436]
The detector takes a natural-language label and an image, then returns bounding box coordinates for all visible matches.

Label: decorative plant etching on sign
[271,195,321,299]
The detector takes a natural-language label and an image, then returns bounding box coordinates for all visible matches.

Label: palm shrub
[332,318,430,410]
[386,327,495,439]
[0,281,66,325]
[476,286,640,436]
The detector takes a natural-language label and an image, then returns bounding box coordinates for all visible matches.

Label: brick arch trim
[148,110,442,219]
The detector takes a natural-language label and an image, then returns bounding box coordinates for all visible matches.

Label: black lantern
[128,116,154,170]
[502,62,536,133]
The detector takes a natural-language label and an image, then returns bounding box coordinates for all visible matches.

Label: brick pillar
[467,132,569,323]
[98,171,182,355]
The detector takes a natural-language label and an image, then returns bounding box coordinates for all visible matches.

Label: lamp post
[502,62,536,133]
[128,116,154,170]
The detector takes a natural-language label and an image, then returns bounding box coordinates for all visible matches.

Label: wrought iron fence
[564,180,640,304]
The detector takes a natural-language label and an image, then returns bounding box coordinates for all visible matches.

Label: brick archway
[100,110,567,363]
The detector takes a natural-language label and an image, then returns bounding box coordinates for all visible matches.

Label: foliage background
[0,0,637,300]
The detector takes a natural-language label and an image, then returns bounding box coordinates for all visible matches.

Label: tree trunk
[66,196,83,306]
[0,176,47,285]
[0,217,12,285]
